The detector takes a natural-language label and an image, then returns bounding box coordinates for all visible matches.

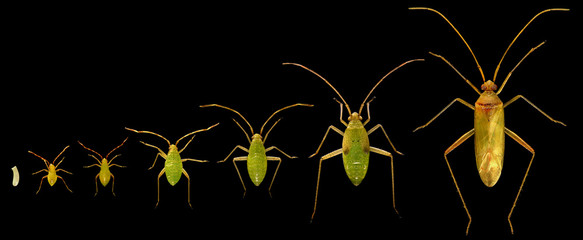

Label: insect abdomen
[247,139,267,186]
[474,92,505,187]
[342,121,370,186]
[165,151,183,186]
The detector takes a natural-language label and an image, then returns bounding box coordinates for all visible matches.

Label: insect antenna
[358,59,424,115]
[125,128,171,147]
[78,141,104,164]
[200,104,254,136]
[409,7,486,82]
[260,103,313,136]
[53,145,70,167]
[492,8,569,83]
[175,123,220,146]
[232,118,251,143]
[283,63,352,114]
[105,137,129,160]
[28,151,50,169]
[263,118,282,145]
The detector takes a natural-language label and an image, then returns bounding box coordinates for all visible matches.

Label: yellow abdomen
[474,92,505,187]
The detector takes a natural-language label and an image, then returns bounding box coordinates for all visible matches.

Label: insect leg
[110,173,116,197]
[233,156,248,198]
[444,128,475,236]
[84,164,100,168]
[496,41,546,94]
[311,148,342,222]
[333,98,348,127]
[36,176,47,194]
[57,176,73,193]
[265,146,297,159]
[504,127,535,235]
[413,98,475,132]
[109,164,127,168]
[503,95,566,126]
[182,169,193,209]
[362,96,376,126]
[182,158,209,163]
[309,125,344,158]
[266,156,282,198]
[370,146,400,216]
[57,169,73,175]
[32,169,48,175]
[218,145,249,163]
[93,173,100,196]
[139,141,168,170]
[368,124,404,155]
[155,168,165,208]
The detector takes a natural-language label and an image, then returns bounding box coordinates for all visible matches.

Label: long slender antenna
[53,145,70,165]
[492,8,569,82]
[105,137,129,160]
[28,151,50,169]
[410,7,486,82]
[200,104,254,135]
[283,62,352,113]
[125,128,171,147]
[260,103,313,135]
[358,59,424,114]
[78,141,104,164]
[175,123,220,146]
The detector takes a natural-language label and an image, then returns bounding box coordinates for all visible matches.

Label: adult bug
[78,137,128,196]
[283,59,423,221]
[29,145,73,194]
[200,103,313,198]
[409,7,568,235]
[126,123,219,208]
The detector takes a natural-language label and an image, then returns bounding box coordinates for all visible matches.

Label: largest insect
[284,59,423,221]
[409,7,568,235]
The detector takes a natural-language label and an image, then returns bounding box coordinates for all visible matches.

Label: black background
[3,1,580,239]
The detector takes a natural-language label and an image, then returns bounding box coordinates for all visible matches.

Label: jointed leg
[182,158,209,163]
[333,98,348,127]
[413,98,475,132]
[155,169,165,208]
[503,95,566,126]
[110,173,117,197]
[218,145,249,163]
[370,146,399,216]
[265,146,297,159]
[93,173,100,196]
[505,127,535,235]
[362,96,376,126]
[311,148,342,222]
[444,129,475,236]
[32,169,48,175]
[310,125,344,158]
[368,124,404,155]
[233,156,248,198]
[182,169,193,209]
[179,135,196,154]
[36,176,47,194]
[140,141,168,170]
[266,156,282,198]
[58,176,73,193]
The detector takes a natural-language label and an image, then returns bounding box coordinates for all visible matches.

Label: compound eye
[481,84,487,91]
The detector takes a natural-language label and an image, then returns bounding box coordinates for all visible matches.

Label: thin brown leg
[444,129,475,236]
[505,127,535,235]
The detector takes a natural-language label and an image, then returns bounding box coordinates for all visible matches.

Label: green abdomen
[342,123,370,186]
[165,151,183,186]
[247,139,267,186]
